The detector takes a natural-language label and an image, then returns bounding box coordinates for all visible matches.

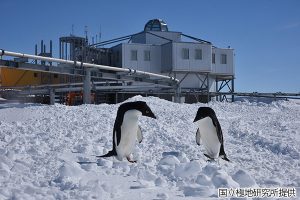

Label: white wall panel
[122,44,161,73]
[172,42,212,72]
[212,48,234,75]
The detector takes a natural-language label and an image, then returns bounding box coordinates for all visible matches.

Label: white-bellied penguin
[193,107,230,162]
[98,101,156,162]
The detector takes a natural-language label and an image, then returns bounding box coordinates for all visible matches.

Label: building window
[34,73,38,78]
[212,53,215,64]
[195,49,202,60]
[182,48,189,60]
[131,50,137,61]
[54,74,58,78]
[144,50,150,61]
[221,54,227,64]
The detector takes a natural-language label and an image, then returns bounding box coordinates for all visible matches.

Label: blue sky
[1,0,299,93]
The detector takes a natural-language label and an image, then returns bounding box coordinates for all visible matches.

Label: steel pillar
[206,73,209,102]
[41,40,44,54]
[174,84,181,103]
[35,45,38,64]
[215,77,218,101]
[50,40,52,66]
[49,89,55,105]
[65,42,67,60]
[83,68,91,104]
[61,41,64,59]
[59,41,62,59]
[231,76,235,102]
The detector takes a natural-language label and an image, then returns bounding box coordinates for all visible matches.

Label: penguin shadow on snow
[97,101,156,163]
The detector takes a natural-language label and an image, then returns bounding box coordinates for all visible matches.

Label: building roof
[144,19,168,32]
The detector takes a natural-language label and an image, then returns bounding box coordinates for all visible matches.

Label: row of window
[182,49,227,64]
[129,49,227,64]
[213,53,227,64]
[182,48,203,60]
[131,50,150,61]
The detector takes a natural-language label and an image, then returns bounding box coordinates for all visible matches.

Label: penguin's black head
[120,101,156,119]
[193,107,216,122]
[140,102,156,119]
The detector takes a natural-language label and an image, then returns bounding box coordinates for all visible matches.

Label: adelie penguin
[193,107,230,162]
[98,101,156,163]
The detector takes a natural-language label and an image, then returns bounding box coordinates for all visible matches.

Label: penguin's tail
[96,149,117,158]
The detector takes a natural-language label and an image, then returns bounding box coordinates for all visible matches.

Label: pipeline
[0,49,179,83]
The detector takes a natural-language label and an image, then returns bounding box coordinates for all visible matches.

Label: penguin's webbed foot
[204,154,216,163]
[206,159,216,163]
[221,155,230,162]
[126,156,137,163]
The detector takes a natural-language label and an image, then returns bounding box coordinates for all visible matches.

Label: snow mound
[211,170,240,188]
[182,185,214,197]
[55,162,85,190]
[174,161,201,178]
[159,155,180,166]
[232,169,257,187]
[0,96,299,199]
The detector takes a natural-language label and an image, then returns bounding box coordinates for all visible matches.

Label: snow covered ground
[0,96,299,199]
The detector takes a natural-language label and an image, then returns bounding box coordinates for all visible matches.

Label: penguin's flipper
[137,125,143,143]
[219,144,230,162]
[116,128,121,146]
[213,118,224,144]
[196,128,201,145]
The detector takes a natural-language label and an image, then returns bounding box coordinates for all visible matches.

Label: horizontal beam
[232,92,300,97]
[2,87,299,100]
[1,85,173,95]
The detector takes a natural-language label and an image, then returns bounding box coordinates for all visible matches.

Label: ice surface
[0,96,299,199]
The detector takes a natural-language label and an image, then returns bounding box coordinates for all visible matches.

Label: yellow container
[0,67,72,87]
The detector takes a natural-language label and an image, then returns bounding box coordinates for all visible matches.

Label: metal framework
[168,71,214,103]
[59,36,86,60]
[215,75,235,102]
[0,49,179,104]
[89,33,139,48]
[181,33,212,44]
